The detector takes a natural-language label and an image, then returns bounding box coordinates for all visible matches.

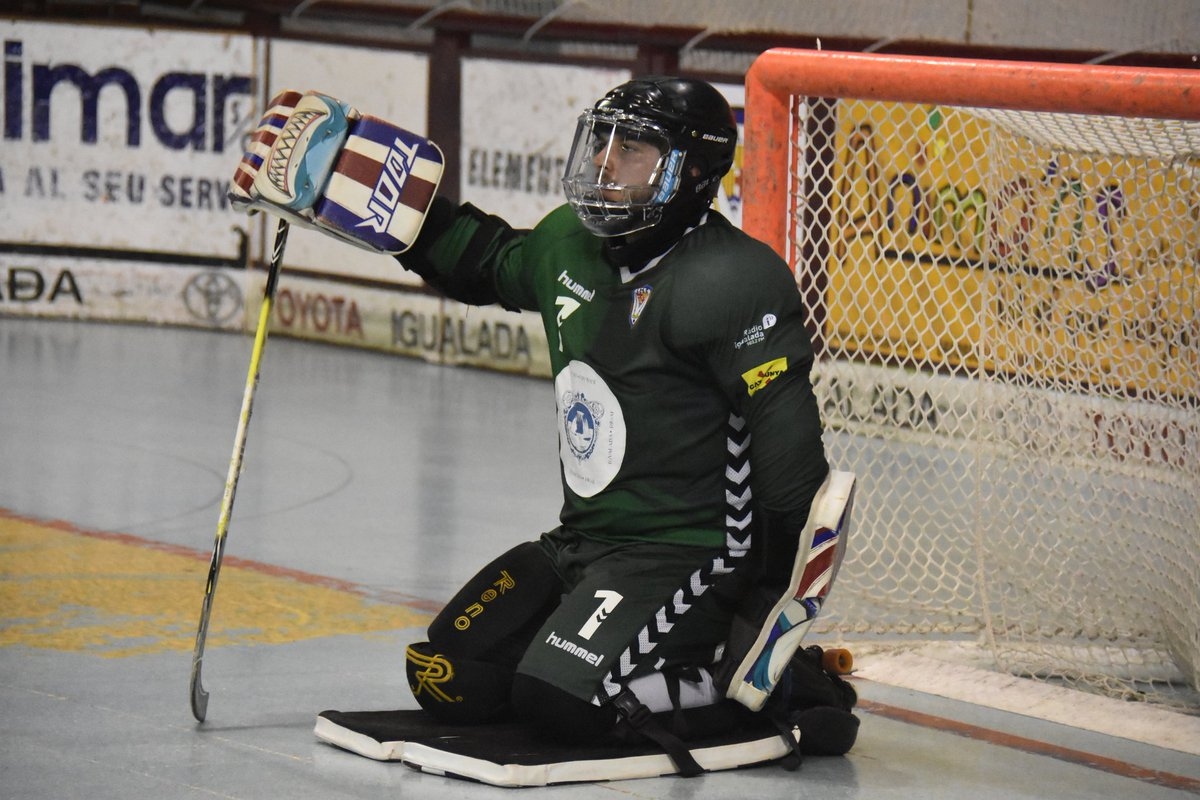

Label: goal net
[743,49,1200,707]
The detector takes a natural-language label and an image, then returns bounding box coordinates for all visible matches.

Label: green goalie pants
[406,527,747,726]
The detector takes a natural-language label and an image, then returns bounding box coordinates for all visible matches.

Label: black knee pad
[428,540,561,659]
[405,641,513,724]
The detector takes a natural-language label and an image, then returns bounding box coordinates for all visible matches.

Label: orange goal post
[742,49,1200,707]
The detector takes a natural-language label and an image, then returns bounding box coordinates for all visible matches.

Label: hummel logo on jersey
[578,589,622,640]
[557,270,595,302]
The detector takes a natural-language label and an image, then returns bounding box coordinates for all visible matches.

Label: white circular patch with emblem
[554,360,626,498]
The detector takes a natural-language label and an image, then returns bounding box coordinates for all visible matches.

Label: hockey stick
[190,217,290,722]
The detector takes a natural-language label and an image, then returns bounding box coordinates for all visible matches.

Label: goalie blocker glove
[229,89,444,254]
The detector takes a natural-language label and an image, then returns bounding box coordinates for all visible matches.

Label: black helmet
[562,76,737,246]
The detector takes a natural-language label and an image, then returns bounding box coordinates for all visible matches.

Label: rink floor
[2,316,1198,800]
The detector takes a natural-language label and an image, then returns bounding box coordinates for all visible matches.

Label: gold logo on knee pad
[406,645,460,703]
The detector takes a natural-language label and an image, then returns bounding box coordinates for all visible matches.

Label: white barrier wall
[2,21,257,329]
[1,20,745,378]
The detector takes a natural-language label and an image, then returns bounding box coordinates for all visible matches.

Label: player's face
[593,134,664,202]
[562,112,685,237]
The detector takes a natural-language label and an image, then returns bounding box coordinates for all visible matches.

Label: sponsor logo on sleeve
[733,312,779,349]
[742,357,789,396]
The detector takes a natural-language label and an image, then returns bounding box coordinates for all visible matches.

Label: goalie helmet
[562,76,737,247]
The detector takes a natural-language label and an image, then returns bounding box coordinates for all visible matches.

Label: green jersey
[401,202,828,550]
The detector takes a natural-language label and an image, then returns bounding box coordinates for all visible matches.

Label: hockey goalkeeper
[394,75,858,771]
[236,75,858,776]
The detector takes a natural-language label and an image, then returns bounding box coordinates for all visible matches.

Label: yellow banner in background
[824,100,1199,399]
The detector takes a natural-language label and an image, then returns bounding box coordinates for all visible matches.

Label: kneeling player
[230,77,859,777]
[394,77,859,773]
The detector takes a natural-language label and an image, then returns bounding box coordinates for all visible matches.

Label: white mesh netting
[788,96,1199,709]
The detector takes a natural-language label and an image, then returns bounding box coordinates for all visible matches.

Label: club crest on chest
[629,285,652,327]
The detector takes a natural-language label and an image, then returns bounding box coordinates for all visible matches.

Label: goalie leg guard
[716,470,856,712]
